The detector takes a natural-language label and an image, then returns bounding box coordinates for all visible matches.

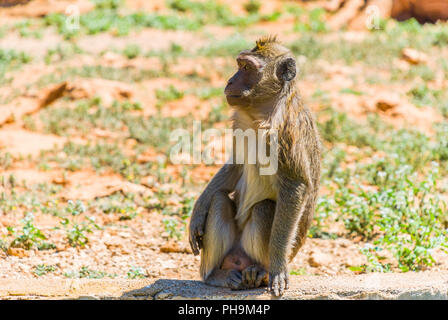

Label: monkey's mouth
[226,94,247,106]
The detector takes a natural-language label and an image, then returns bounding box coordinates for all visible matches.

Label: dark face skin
[224,52,296,108]
[224,54,263,107]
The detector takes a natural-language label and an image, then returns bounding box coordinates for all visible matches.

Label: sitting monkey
[189,36,321,296]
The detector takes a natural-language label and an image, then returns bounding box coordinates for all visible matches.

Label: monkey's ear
[276,57,296,82]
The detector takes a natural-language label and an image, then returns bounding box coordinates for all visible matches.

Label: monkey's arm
[268,176,309,296]
[189,163,242,255]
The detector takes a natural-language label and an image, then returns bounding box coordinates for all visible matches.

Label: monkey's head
[224,35,297,109]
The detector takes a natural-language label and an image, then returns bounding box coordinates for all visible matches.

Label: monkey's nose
[224,84,231,95]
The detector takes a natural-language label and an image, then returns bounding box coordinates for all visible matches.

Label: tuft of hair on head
[253,35,279,51]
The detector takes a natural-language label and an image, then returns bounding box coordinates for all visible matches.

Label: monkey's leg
[200,191,240,288]
[240,199,276,288]
[289,195,317,261]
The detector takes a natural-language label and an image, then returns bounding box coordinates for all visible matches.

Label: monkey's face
[224,49,297,109]
[224,54,263,107]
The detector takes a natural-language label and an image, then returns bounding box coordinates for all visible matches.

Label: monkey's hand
[268,268,289,297]
[188,208,207,255]
[242,265,267,289]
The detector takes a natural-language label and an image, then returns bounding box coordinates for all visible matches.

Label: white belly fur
[234,164,277,228]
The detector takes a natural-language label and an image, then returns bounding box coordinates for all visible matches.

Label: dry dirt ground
[1,271,448,299]
[0,0,447,285]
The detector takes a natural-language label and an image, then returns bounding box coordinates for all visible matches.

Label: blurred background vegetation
[0,0,447,279]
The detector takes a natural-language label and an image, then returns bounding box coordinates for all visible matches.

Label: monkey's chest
[233,164,278,227]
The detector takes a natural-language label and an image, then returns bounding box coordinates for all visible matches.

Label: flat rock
[0,272,447,300]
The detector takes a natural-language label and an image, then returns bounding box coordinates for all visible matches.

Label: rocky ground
[1,272,447,299]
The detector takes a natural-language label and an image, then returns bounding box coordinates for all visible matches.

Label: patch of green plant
[44,0,274,39]
[0,239,8,252]
[432,123,448,165]
[14,19,43,38]
[145,42,186,61]
[127,266,146,279]
[92,0,123,9]
[289,268,307,276]
[309,196,338,240]
[290,24,431,68]
[191,86,222,100]
[60,200,101,247]
[0,49,31,80]
[94,193,139,220]
[126,114,191,151]
[44,43,83,64]
[167,0,276,27]
[0,182,63,218]
[320,146,351,182]
[40,98,141,137]
[8,213,55,250]
[40,140,153,181]
[122,44,141,59]
[350,245,391,273]
[243,0,261,14]
[339,88,365,96]
[407,83,442,108]
[330,163,448,271]
[317,108,381,149]
[43,13,79,39]
[155,85,184,103]
[41,95,186,158]
[289,34,324,61]
[64,266,116,279]
[162,217,184,240]
[0,152,13,170]
[394,65,436,82]
[294,8,328,33]
[33,264,57,276]
[431,27,448,46]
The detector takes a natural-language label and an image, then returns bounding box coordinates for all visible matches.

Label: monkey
[189,36,321,297]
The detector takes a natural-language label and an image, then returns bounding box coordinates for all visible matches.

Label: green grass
[39,0,280,39]
[36,65,164,88]
[94,193,139,221]
[33,264,57,276]
[155,85,185,103]
[313,106,448,272]
[326,163,447,272]
[0,152,13,170]
[7,213,55,250]
[44,43,83,64]
[64,266,116,279]
[0,49,31,83]
[289,19,448,72]
[14,19,43,39]
[60,200,101,247]
[122,44,141,59]
[127,266,146,279]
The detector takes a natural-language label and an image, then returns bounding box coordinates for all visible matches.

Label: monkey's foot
[227,270,245,290]
[242,265,267,289]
